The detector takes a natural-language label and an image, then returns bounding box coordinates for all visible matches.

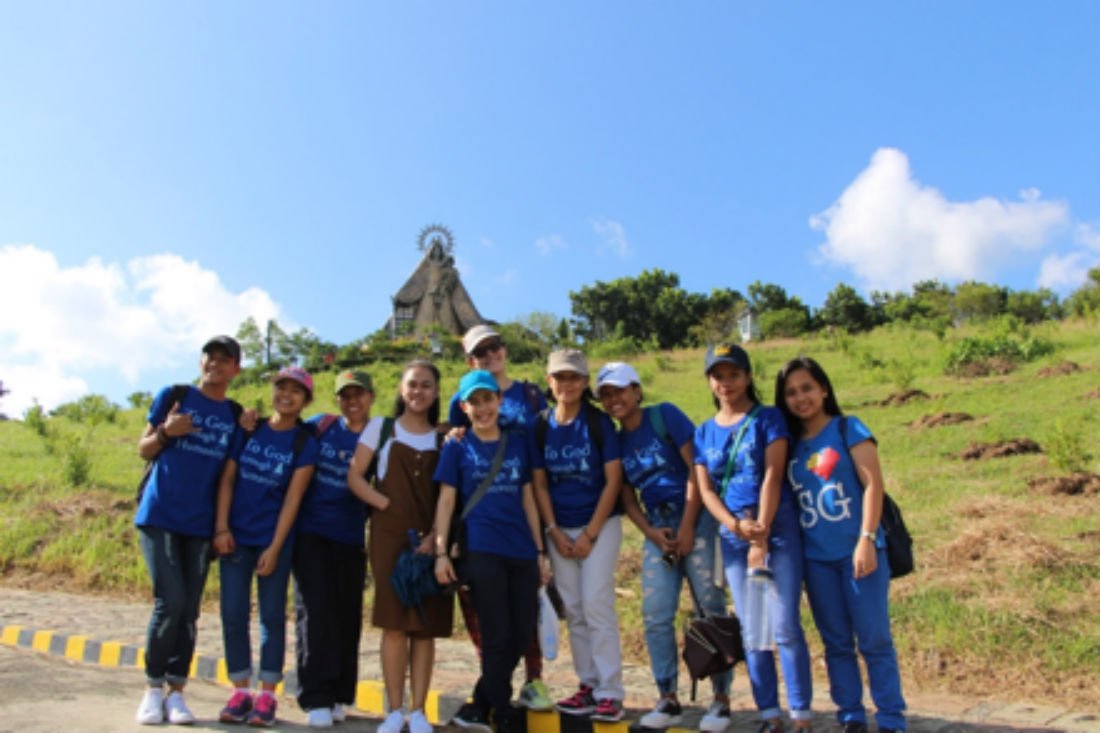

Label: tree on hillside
[821,283,875,332]
[747,281,811,338]
[1005,288,1061,323]
[236,317,266,365]
[569,269,705,349]
[1066,267,1100,316]
[953,281,1007,322]
[519,311,560,345]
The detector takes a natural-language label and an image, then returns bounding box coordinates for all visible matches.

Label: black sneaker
[842,724,868,733]
[453,703,492,733]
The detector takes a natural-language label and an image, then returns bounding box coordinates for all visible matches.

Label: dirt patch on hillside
[879,389,930,406]
[1085,387,1100,400]
[911,412,973,429]
[1028,472,1100,496]
[1037,360,1082,377]
[934,521,1076,573]
[959,438,1042,460]
[956,357,1018,378]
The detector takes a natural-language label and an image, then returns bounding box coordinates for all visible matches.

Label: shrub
[23,402,49,438]
[51,394,119,425]
[944,332,1054,376]
[62,433,93,487]
[1047,420,1094,473]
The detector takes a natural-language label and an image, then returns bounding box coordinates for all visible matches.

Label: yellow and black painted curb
[0,624,636,733]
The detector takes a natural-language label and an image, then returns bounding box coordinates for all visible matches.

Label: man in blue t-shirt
[133,335,242,726]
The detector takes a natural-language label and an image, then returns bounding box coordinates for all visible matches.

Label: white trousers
[550,515,624,701]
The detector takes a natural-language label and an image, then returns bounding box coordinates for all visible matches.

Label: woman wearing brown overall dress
[348,359,452,733]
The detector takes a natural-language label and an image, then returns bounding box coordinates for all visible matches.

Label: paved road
[1,588,1097,732]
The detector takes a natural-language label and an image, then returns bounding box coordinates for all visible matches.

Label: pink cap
[273,366,314,396]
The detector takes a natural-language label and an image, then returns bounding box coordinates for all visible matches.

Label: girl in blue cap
[775,357,906,733]
[432,369,552,733]
[596,361,733,733]
[694,344,813,733]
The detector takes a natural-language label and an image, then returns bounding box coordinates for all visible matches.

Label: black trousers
[466,551,540,721]
[293,531,367,710]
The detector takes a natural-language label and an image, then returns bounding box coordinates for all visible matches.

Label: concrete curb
[0,623,638,733]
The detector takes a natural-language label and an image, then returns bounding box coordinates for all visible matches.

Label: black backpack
[135,384,243,503]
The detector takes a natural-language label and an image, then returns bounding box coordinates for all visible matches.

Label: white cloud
[1075,222,1100,251]
[0,244,286,415]
[810,148,1069,291]
[479,236,494,249]
[495,269,518,285]
[1037,252,1095,290]
[592,218,631,258]
[535,234,567,256]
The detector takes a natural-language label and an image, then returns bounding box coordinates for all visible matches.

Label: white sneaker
[164,691,196,725]
[408,709,433,733]
[379,709,406,733]
[308,707,335,728]
[699,701,732,732]
[640,698,683,729]
[136,688,165,725]
[332,703,347,722]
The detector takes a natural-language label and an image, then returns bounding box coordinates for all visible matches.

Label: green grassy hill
[2,319,1098,706]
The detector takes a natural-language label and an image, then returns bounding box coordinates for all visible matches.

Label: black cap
[202,335,241,362]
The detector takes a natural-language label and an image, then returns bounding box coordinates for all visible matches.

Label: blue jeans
[139,526,211,687]
[723,520,812,721]
[804,549,906,731]
[642,505,731,697]
[219,542,294,684]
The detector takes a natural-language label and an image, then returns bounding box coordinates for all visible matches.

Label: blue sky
[2,1,1098,414]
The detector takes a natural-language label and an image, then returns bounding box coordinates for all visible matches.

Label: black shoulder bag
[838,416,914,578]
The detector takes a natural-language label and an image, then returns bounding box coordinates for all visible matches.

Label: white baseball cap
[595,361,641,390]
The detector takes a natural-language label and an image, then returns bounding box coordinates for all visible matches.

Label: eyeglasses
[471,339,504,359]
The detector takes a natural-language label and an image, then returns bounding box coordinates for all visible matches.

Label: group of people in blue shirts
[131,325,907,733]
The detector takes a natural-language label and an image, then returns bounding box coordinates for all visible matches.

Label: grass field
[2,319,1098,706]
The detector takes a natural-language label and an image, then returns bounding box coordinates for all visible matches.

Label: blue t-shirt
[433,431,538,560]
[296,414,368,546]
[693,405,796,545]
[619,403,695,513]
[531,404,622,528]
[447,379,547,433]
[228,422,319,547]
[135,385,240,538]
[788,415,885,561]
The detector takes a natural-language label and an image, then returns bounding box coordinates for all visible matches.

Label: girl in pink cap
[213,366,320,727]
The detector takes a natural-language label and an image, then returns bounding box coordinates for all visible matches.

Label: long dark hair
[393,358,442,426]
[774,356,843,438]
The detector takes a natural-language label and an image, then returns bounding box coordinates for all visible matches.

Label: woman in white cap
[532,349,626,722]
[595,362,733,732]
[432,369,552,733]
[445,324,553,712]
[694,344,813,733]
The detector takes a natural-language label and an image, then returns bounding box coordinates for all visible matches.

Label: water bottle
[743,567,776,651]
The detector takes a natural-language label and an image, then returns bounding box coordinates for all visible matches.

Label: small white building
[737,308,761,342]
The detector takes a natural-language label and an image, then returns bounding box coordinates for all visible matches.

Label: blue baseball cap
[704,343,751,375]
[457,370,499,401]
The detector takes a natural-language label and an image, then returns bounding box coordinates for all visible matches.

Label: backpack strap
[365,416,395,482]
[535,408,551,455]
[523,380,543,414]
[583,402,604,457]
[290,420,312,463]
[719,404,760,500]
[314,413,340,437]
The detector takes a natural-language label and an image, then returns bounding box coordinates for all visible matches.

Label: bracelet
[155,424,170,444]
[544,524,557,534]
[860,530,876,542]
[537,549,548,556]
[215,529,230,537]
[584,530,598,543]
[435,552,448,558]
